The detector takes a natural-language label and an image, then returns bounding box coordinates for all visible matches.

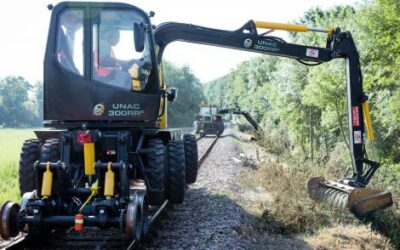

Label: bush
[325,142,352,177]
[259,128,290,156]
[254,149,400,247]
[368,209,400,248]
[255,160,355,234]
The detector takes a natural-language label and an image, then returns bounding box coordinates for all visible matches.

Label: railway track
[1,134,219,250]
[196,135,219,166]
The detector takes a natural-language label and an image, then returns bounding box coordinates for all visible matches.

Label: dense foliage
[163,61,206,127]
[0,76,42,127]
[205,0,400,174]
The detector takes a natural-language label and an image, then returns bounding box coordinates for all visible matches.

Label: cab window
[200,107,218,116]
[56,9,84,76]
[92,9,152,91]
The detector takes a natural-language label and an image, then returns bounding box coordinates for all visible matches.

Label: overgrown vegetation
[237,142,399,248]
[304,224,394,250]
[368,209,400,247]
[248,157,355,235]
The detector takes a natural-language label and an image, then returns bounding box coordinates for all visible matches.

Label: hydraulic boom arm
[155,20,376,187]
[219,108,262,133]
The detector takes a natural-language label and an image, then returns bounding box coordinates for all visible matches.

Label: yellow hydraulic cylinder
[362,101,375,141]
[84,143,95,175]
[41,162,53,198]
[159,97,167,129]
[255,21,333,34]
[104,162,115,199]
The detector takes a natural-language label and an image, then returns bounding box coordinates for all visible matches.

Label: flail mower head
[307,177,393,218]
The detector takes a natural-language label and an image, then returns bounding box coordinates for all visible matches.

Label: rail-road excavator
[193,106,262,137]
[0,1,393,242]
[193,105,224,135]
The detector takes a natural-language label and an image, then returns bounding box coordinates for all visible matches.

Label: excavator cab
[43,2,161,128]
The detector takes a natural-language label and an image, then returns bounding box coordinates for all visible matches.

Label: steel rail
[198,136,219,166]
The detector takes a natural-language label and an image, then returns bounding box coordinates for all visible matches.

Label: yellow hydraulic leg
[41,162,53,198]
[104,162,115,199]
[84,142,95,175]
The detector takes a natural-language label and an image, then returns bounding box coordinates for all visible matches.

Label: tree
[0,76,37,127]
[32,81,43,125]
[355,0,400,162]
[163,61,206,127]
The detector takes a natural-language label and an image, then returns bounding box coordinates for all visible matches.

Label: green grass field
[0,128,36,204]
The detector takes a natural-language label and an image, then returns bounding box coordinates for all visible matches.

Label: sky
[0,0,359,84]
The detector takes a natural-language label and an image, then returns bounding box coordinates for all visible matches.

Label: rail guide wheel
[0,201,21,240]
[125,192,149,241]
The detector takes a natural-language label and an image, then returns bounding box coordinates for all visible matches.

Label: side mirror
[166,87,178,102]
[133,22,145,52]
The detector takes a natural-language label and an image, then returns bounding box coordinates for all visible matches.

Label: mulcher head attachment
[307,177,393,218]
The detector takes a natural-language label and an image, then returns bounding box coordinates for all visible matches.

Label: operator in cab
[94,29,140,90]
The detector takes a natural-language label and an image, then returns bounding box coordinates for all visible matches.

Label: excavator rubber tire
[143,139,165,206]
[41,139,59,162]
[40,139,60,196]
[183,134,198,184]
[165,140,185,204]
[19,139,41,195]
[193,121,200,134]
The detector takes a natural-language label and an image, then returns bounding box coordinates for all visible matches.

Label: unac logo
[243,38,253,48]
[93,103,105,116]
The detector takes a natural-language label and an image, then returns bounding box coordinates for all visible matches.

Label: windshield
[56,8,152,91]
[200,107,218,116]
[92,9,152,90]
